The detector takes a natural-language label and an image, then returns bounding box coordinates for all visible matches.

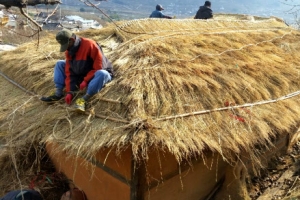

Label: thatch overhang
[1,15,300,169]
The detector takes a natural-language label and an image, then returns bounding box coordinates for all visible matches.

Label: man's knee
[55,60,66,70]
[95,70,111,79]
[95,70,105,76]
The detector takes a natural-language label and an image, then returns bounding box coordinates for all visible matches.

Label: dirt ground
[248,137,300,200]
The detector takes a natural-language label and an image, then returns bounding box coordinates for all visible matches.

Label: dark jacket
[149,10,172,19]
[194,6,213,19]
[65,35,113,92]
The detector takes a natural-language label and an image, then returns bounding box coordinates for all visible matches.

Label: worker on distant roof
[149,4,172,19]
[40,29,113,112]
[194,1,213,19]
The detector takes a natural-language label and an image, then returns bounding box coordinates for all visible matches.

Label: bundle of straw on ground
[1,15,300,198]
[0,142,70,198]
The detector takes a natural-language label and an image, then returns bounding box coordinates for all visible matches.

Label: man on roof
[40,29,113,112]
[149,4,172,19]
[194,1,213,19]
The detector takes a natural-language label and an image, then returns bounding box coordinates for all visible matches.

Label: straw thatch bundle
[1,15,300,179]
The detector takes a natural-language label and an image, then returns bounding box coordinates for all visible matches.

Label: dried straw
[0,16,300,177]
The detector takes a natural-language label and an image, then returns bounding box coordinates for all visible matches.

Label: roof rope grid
[119,18,281,30]
[0,69,36,97]
[190,29,294,59]
[155,89,300,122]
[136,27,291,49]
[115,17,286,36]
[112,88,300,132]
[0,70,129,124]
[117,25,289,49]
[146,26,285,36]
[2,68,300,126]
[116,27,290,62]
[125,29,293,72]
[131,21,284,35]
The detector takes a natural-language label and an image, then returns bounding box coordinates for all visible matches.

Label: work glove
[65,93,73,105]
[79,81,87,90]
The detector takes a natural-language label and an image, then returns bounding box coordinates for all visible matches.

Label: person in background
[149,4,172,19]
[1,189,42,200]
[40,29,113,112]
[194,1,213,19]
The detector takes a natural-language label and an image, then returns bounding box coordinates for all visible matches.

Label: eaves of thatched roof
[1,15,300,166]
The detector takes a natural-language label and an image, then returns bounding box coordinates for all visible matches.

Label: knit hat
[204,1,211,7]
[156,4,164,11]
[56,29,73,52]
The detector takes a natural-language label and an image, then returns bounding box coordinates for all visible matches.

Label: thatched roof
[1,14,300,168]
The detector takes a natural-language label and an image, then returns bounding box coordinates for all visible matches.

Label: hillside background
[59,0,295,24]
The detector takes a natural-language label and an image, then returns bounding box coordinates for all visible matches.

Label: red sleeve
[84,41,102,82]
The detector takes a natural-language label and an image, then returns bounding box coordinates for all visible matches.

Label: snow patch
[0,44,17,52]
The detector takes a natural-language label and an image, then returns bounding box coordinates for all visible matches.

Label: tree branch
[19,7,43,31]
[0,0,60,8]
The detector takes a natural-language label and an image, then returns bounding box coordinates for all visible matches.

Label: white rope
[126,29,293,72]
[191,30,293,58]
[0,70,37,97]
[130,28,290,49]
[117,18,288,36]
[155,90,300,121]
